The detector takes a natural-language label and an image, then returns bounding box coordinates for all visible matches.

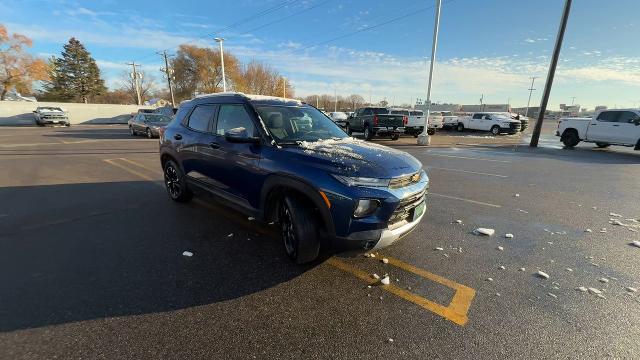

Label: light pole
[418,0,442,146]
[570,96,576,105]
[525,76,537,117]
[158,50,176,106]
[334,88,337,112]
[282,77,286,98]
[214,37,226,92]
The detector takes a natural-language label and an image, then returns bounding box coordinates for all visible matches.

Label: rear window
[371,108,388,115]
[410,111,423,116]
[597,111,617,122]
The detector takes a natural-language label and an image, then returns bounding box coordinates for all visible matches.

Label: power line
[240,0,335,36]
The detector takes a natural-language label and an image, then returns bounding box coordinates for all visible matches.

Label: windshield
[255,105,347,143]
[38,107,63,112]
[409,111,423,116]
[144,114,172,123]
[371,108,389,115]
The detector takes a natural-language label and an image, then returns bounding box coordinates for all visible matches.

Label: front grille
[389,171,421,189]
[388,190,426,225]
[509,123,519,130]
[42,115,66,119]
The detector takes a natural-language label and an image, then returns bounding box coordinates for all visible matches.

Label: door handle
[612,124,620,127]
[173,134,182,140]
[209,142,220,149]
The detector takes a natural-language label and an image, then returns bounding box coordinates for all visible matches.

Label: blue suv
[159,93,429,263]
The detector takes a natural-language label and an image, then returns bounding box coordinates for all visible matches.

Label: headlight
[331,174,390,187]
[353,199,380,218]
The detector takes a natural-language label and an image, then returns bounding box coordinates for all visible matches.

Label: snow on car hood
[280,138,422,178]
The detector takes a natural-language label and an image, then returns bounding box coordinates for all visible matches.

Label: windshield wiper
[276,141,301,146]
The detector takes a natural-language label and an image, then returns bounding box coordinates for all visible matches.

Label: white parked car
[455,112,521,135]
[329,111,348,128]
[556,109,640,149]
[390,109,442,137]
[33,106,70,126]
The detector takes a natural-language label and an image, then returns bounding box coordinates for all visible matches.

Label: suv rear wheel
[595,142,610,148]
[146,128,153,138]
[130,126,136,136]
[279,194,320,264]
[490,125,500,135]
[363,125,373,141]
[163,160,192,202]
[457,123,464,132]
[345,123,352,136]
[561,129,580,148]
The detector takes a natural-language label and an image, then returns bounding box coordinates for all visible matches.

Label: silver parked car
[33,107,70,126]
[128,113,172,138]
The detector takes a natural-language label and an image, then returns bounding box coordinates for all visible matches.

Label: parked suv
[159,93,429,263]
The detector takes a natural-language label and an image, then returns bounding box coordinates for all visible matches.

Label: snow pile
[380,275,391,285]
[182,251,193,257]
[298,138,365,161]
[630,241,640,248]
[474,228,495,236]
[535,271,550,279]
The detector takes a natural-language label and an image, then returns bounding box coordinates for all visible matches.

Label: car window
[371,108,388,115]
[391,110,402,115]
[472,113,483,119]
[216,104,256,137]
[363,108,372,116]
[256,104,347,143]
[616,111,639,123]
[597,111,617,122]
[188,105,216,132]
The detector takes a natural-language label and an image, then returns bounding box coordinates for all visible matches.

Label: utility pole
[282,77,286,98]
[417,0,442,146]
[570,96,576,105]
[158,51,176,106]
[126,62,143,106]
[316,95,319,108]
[334,88,337,112]
[214,38,226,92]
[525,76,537,117]
[530,0,572,147]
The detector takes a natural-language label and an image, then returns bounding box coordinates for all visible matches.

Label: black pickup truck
[344,107,406,141]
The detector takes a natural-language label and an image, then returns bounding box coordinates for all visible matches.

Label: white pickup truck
[455,112,521,135]
[390,109,443,137]
[556,109,640,149]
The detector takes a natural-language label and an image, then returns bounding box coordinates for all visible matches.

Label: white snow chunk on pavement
[497,246,504,251]
[518,267,526,272]
[576,287,588,292]
[380,275,390,285]
[517,209,529,214]
[515,193,520,197]
[535,271,550,279]
[387,338,394,343]
[454,219,463,224]
[596,294,607,299]
[592,206,597,210]
[631,241,640,248]
[609,212,622,217]
[625,287,638,293]
[629,228,639,232]
[565,268,573,272]
[381,258,389,264]
[371,273,380,280]
[611,219,624,226]
[182,251,193,257]
[588,287,602,295]
[227,233,234,237]
[585,229,593,233]
[247,217,255,221]
[505,233,514,239]
[435,247,444,251]
[599,228,607,233]
[547,293,558,299]
[598,278,609,283]
[486,277,494,282]
[474,228,495,236]
[499,265,506,270]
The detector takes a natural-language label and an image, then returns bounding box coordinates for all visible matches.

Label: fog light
[353,199,379,218]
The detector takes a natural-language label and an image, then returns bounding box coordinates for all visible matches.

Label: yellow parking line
[326,256,475,326]
[103,159,156,182]
[117,157,162,175]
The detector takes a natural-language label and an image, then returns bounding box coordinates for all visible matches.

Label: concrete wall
[0,101,154,126]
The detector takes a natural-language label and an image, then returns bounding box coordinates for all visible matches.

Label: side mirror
[32,111,37,113]
[634,118,640,126]
[225,128,260,144]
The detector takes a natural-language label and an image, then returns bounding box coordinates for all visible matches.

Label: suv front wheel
[279,194,320,264]
[163,160,192,203]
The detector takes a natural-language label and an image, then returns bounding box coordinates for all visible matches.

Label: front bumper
[374,211,425,249]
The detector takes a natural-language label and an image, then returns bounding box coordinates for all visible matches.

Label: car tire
[427,128,436,135]
[163,160,192,203]
[130,126,136,136]
[345,124,352,136]
[364,125,373,141]
[146,128,153,138]
[457,123,464,132]
[490,125,501,136]
[391,133,399,141]
[280,194,320,264]
[595,142,610,148]
[65,122,71,127]
[561,130,580,148]
[635,139,640,150]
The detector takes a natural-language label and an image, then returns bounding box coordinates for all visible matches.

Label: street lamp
[418,0,442,146]
[214,37,226,92]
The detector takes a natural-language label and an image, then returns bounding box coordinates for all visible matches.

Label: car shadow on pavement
[0,181,313,332]
[43,127,145,140]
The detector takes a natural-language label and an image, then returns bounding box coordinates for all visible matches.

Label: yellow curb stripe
[103,159,156,182]
[117,157,162,175]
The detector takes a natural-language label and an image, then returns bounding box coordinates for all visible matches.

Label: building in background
[460,104,510,112]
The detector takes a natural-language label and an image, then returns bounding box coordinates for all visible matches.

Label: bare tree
[118,71,156,104]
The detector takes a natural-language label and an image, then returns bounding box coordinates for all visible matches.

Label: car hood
[280,138,422,178]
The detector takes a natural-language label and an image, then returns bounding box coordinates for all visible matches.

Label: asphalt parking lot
[1,125,639,359]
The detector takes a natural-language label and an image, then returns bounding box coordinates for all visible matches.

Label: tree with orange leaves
[0,24,48,100]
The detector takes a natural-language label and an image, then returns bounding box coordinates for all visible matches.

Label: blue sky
[2,0,639,108]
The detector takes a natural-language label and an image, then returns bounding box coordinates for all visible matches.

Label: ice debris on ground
[514,193,520,197]
[496,293,501,297]
[474,228,495,236]
[499,265,506,270]
[535,271,550,279]
[599,228,607,233]
[247,217,255,221]
[371,273,380,280]
[588,288,602,295]
[547,293,558,299]
[565,268,573,272]
[381,258,389,264]
[598,278,609,283]
[585,229,593,233]
[576,286,588,292]
[380,275,390,285]
[227,233,234,237]
[434,247,444,251]
[505,233,514,239]
[182,251,193,257]
[625,287,638,293]
[596,294,607,299]
[497,246,504,251]
[518,267,526,271]
[268,221,275,225]
[630,241,640,248]
[486,277,494,282]
[517,209,529,214]
[453,219,463,224]
[611,219,624,226]
[387,338,394,343]
[610,213,622,217]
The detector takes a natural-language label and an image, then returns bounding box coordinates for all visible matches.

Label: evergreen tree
[43,38,106,103]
